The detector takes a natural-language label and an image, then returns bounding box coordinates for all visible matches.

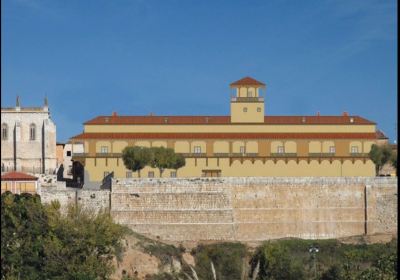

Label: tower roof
[230,77,266,88]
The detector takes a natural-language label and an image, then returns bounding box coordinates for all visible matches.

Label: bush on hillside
[1,191,129,280]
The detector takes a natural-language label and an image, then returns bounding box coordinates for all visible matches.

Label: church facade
[71,77,385,183]
[1,97,57,175]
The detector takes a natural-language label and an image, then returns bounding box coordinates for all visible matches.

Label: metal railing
[350,153,369,157]
[72,153,87,157]
[180,153,207,157]
[213,153,230,157]
[270,153,298,157]
[95,153,123,157]
[309,153,336,157]
[230,97,264,102]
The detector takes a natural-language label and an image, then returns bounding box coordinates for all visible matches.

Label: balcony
[179,153,260,158]
[95,153,123,157]
[230,153,259,157]
[350,153,369,157]
[270,153,298,157]
[180,153,207,157]
[72,153,124,158]
[213,153,230,157]
[309,153,336,157]
[230,97,264,102]
[72,152,87,157]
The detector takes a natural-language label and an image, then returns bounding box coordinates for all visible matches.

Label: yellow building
[71,77,386,184]
[1,171,38,194]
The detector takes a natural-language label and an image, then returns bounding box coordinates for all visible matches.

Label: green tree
[171,153,186,177]
[1,192,129,280]
[390,152,397,175]
[194,243,247,280]
[42,204,128,279]
[1,192,50,279]
[122,146,153,178]
[251,241,305,280]
[369,144,393,176]
[150,147,176,177]
[319,265,343,280]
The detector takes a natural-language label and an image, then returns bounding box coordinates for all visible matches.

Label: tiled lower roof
[376,129,388,139]
[1,171,38,181]
[71,132,378,140]
[84,115,375,125]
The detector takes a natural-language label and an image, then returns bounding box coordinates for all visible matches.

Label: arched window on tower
[1,123,8,140]
[30,123,36,141]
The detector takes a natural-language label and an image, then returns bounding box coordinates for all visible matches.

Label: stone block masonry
[40,177,397,241]
[40,186,110,213]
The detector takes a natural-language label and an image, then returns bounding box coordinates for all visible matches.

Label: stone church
[1,97,57,174]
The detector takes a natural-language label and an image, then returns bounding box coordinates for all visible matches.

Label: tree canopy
[171,153,186,175]
[122,146,153,178]
[122,146,186,178]
[368,144,395,176]
[150,147,176,177]
[1,192,128,280]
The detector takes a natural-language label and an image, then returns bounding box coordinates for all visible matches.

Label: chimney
[16,96,21,112]
[43,96,49,112]
[112,112,117,117]
[343,112,349,117]
[149,112,154,116]
[316,111,320,116]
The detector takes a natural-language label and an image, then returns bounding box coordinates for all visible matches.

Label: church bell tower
[230,77,266,123]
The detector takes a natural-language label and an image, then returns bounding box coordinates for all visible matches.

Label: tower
[230,77,266,123]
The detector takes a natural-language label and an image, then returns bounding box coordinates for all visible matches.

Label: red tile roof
[84,115,375,125]
[376,130,388,139]
[1,172,38,181]
[230,77,266,87]
[71,132,378,140]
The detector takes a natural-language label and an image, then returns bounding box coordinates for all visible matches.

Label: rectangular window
[329,146,336,154]
[277,146,285,154]
[194,146,201,154]
[148,171,154,178]
[2,125,7,140]
[240,146,245,154]
[30,126,36,141]
[66,151,71,156]
[170,171,177,178]
[126,171,132,178]
[351,146,359,153]
[104,171,110,178]
[100,146,108,154]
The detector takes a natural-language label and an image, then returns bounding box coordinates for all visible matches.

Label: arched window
[30,124,36,141]
[1,123,8,140]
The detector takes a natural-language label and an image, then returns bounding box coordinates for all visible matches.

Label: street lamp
[309,245,319,279]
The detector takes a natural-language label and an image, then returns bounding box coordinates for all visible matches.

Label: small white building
[1,97,57,174]
[61,143,84,179]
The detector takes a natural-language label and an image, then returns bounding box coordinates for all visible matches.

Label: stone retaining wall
[40,177,397,241]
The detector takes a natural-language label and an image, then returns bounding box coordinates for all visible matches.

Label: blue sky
[1,0,397,143]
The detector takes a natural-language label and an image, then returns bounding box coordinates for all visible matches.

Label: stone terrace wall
[38,177,397,241]
[111,178,234,240]
[111,177,397,241]
[39,186,110,213]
